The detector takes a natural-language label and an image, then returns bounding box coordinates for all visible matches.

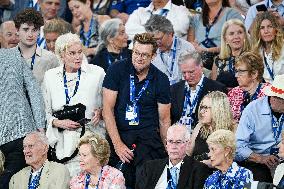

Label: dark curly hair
[13,8,44,30]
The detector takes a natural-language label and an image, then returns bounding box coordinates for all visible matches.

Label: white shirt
[125,0,192,40]
[155,160,183,189]
[262,48,284,83]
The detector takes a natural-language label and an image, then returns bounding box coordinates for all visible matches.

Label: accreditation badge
[125,104,139,125]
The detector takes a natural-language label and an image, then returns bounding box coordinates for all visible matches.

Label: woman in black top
[90,18,131,72]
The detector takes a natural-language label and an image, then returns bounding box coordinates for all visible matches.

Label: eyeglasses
[132,50,152,60]
[166,140,188,145]
[235,69,248,76]
[200,105,211,112]
[153,32,166,42]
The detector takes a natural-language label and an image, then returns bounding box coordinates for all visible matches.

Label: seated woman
[70,133,126,189]
[90,18,131,72]
[204,129,253,188]
[251,11,284,84]
[189,0,243,71]
[188,91,236,163]
[274,131,284,187]
[211,19,251,89]
[228,52,270,121]
[43,33,106,177]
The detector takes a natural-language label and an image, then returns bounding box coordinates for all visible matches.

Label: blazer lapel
[177,156,192,189]
[23,167,32,188]
[38,161,50,189]
[177,80,186,116]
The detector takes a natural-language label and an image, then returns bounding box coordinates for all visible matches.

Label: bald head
[0,21,19,48]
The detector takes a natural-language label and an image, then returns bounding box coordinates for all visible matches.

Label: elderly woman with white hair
[42,32,106,177]
[203,129,253,189]
[90,18,130,72]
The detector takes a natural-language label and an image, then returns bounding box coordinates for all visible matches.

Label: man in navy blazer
[170,51,227,130]
[136,124,211,189]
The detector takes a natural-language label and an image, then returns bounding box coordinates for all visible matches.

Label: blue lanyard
[204,7,223,40]
[63,67,81,104]
[181,83,204,118]
[28,168,43,189]
[107,52,123,65]
[29,0,39,11]
[93,0,103,11]
[129,75,149,106]
[272,114,284,141]
[37,36,46,49]
[241,83,262,113]
[150,9,169,16]
[80,16,94,47]
[263,50,275,81]
[85,169,103,189]
[160,36,177,77]
[30,52,36,70]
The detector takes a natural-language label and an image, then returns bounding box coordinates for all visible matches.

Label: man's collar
[168,159,184,170]
[185,74,205,90]
[146,0,172,12]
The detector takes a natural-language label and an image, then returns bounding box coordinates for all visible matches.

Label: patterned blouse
[70,165,126,189]
[203,162,253,189]
[228,83,270,121]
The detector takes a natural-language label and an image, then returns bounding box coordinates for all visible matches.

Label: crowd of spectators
[0,0,284,189]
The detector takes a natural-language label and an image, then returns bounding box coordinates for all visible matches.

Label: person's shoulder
[84,62,105,75]
[12,166,31,178]
[171,80,185,89]
[103,165,123,176]
[41,48,56,57]
[49,161,68,169]
[204,77,226,88]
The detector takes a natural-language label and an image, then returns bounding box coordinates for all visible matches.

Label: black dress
[90,47,131,72]
[192,131,209,161]
[214,56,239,88]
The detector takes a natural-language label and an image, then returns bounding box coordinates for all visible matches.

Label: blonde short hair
[55,32,82,64]
[78,133,110,166]
[207,129,236,159]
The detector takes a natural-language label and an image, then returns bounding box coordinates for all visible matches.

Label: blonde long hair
[219,19,251,60]
[198,91,235,138]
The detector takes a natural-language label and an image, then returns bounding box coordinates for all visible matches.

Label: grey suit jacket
[0,48,45,146]
[9,161,70,189]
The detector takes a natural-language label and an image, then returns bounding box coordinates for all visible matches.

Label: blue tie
[158,9,169,16]
[167,167,178,189]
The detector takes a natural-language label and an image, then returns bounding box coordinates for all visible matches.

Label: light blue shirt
[151,36,195,85]
[245,0,284,30]
[235,96,284,161]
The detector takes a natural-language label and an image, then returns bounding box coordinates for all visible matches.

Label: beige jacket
[9,161,70,189]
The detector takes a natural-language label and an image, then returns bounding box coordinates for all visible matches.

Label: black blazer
[136,155,212,189]
[170,77,227,125]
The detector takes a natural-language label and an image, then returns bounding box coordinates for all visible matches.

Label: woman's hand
[92,108,102,125]
[192,41,206,53]
[52,119,81,130]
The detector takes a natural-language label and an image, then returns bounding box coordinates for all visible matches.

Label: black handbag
[48,103,88,163]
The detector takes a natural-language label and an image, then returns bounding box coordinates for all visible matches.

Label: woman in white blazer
[42,33,106,177]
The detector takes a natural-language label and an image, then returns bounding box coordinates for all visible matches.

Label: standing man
[9,132,70,189]
[103,32,171,188]
[170,51,227,131]
[0,47,46,189]
[144,15,195,85]
[14,8,59,85]
[136,124,211,189]
[0,20,19,49]
[236,74,284,182]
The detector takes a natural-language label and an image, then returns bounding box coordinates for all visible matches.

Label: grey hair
[96,18,123,53]
[144,14,174,34]
[0,20,15,33]
[0,150,4,174]
[178,50,202,66]
[55,32,81,64]
[168,123,191,141]
[26,131,49,146]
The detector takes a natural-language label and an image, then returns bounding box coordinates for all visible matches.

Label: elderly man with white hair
[136,124,211,189]
[9,131,70,189]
